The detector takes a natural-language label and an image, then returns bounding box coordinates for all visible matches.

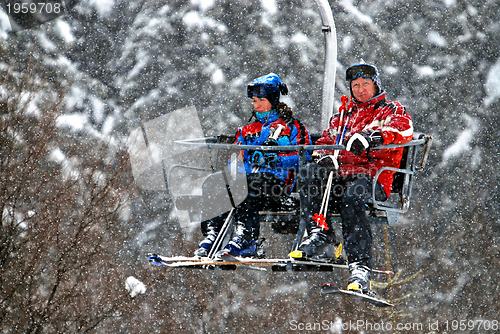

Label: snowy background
[1,0,500,332]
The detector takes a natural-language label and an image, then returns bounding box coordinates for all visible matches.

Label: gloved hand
[317,155,339,169]
[251,151,278,168]
[311,151,325,163]
[346,131,384,156]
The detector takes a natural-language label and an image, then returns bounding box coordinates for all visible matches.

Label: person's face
[351,77,377,103]
[252,97,272,113]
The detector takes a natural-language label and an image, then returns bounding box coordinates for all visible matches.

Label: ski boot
[216,224,258,258]
[292,227,342,261]
[347,262,374,295]
[194,223,219,257]
[221,237,258,258]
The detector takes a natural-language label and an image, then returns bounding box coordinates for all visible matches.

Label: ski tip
[218,253,234,262]
[321,283,340,294]
[148,257,166,266]
[149,261,166,267]
[374,269,394,275]
[288,250,305,259]
[219,252,231,259]
[147,254,160,261]
[147,253,165,266]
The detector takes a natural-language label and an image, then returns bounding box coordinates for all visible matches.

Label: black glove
[251,151,278,168]
[263,139,278,146]
[346,131,384,156]
[317,155,339,169]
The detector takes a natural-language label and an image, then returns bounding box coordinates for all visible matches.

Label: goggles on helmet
[247,84,280,98]
[345,64,378,82]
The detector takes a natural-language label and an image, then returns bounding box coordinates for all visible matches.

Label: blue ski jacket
[232,110,311,190]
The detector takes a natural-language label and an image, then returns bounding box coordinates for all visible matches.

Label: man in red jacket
[296,64,413,295]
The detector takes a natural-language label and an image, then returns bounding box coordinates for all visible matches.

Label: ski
[211,253,394,274]
[321,283,393,308]
[154,258,257,270]
[219,252,349,271]
[148,253,393,274]
[147,253,210,266]
[286,250,393,274]
[148,253,262,270]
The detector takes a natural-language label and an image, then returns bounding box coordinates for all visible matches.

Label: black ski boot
[297,227,338,257]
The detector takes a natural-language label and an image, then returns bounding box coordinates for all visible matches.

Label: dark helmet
[247,73,288,107]
[345,64,382,96]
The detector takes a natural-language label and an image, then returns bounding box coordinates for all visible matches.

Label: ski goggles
[345,64,378,81]
[247,84,280,98]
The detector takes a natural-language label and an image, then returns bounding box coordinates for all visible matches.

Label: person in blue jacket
[194,73,311,257]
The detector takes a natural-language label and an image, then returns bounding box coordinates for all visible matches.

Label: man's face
[351,77,377,103]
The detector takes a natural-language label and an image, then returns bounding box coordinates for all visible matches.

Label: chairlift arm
[371,134,433,214]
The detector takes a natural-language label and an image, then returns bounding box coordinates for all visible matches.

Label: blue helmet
[247,73,288,107]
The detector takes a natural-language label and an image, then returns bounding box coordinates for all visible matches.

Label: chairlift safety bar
[174,137,428,153]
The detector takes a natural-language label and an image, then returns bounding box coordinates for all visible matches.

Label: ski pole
[320,171,333,217]
[334,96,348,150]
[317,96,351,168]
[333,96,353,160]
[208,208,235,259]
[314,96,353,230]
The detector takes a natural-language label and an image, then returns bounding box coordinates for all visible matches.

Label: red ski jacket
[316,92,413,198]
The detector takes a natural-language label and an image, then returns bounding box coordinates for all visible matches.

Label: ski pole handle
[269,124,285,141]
